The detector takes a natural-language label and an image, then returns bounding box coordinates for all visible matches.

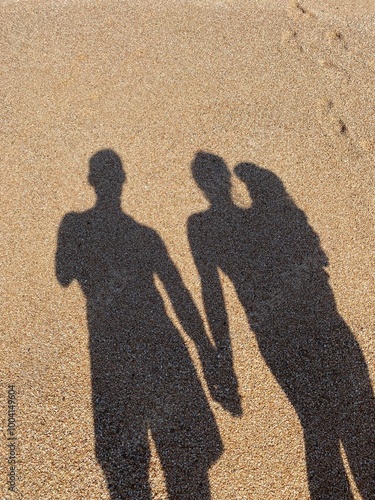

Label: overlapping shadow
[188,152,375,499]
[56,150,223,499]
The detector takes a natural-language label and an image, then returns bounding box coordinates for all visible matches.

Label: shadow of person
[56,149,223,499]
[188,152,375,500]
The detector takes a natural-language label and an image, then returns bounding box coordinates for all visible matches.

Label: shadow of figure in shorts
[56,150,223,499]
[188,152,375,500]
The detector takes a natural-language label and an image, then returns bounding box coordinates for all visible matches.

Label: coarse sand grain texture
[1,0,374,499]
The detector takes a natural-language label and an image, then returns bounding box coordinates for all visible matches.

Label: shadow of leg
[304,425,353,500]
[341,400,375,500]
[158,446,211,500]
[94,404,152,500]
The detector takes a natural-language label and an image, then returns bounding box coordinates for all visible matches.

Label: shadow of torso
[190,186,372,419]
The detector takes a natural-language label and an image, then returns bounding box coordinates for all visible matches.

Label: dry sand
[1,0,374,498]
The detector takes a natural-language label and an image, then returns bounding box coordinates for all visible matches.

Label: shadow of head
[88,149,126,201]
[191,151,232,204]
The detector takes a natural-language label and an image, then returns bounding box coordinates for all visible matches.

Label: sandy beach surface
[1,1,374,498]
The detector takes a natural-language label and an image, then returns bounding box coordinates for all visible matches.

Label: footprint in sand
[282,1,316,52]
[317,99,375,157]
[285,1,350,66]
[287,0,316,20]
[281,29,304,53]
[317,98,350,141]
[326,29,349,50]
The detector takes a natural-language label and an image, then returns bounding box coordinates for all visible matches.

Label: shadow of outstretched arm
[153,235,212,353]
[154,235,244,416]
[188,218,242,417]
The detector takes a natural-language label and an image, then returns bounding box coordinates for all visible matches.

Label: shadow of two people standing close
[56,149,374,499]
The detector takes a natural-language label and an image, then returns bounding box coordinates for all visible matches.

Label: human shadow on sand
[56,150,224,499]
[188,152,375,500]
